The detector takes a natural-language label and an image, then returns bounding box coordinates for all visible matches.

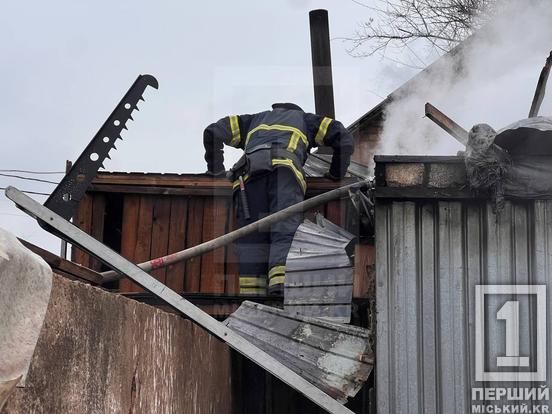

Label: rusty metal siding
[375,199,552,414]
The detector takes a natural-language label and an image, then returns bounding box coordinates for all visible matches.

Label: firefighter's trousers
[235,167,303,296]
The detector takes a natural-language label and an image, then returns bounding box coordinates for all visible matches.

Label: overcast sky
[4,1,549,254]
[1,0,418,251]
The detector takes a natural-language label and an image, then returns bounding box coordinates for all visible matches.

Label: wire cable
[0,169,65,175]
[0,173,58,185]
[0,187,49,196]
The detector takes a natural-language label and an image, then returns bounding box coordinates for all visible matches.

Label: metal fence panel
[376,199,552,413]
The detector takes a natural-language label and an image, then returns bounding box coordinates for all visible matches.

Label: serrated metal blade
[42,74,158,224]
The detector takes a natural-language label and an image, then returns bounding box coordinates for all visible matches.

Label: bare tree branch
[346,0,497,65]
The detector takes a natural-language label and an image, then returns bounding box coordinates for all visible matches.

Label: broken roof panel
[304,153,371,179]
[284,215,356,323]
[224,301,373,404]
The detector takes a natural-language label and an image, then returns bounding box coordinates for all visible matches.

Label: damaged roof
[304,153,371,179]
[224,301,373,404]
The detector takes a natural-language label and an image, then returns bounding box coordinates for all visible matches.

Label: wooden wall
[72,173,372,299]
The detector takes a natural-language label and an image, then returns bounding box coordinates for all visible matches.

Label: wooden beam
[18,238,103,284]
[88,175,356,197]
[529,51,552,118]
[92,172,233,188]
[425,102,468,145]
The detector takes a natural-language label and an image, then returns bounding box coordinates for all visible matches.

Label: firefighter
[203,103,354,296]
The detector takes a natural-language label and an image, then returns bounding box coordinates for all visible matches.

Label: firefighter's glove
[205,169,227,178]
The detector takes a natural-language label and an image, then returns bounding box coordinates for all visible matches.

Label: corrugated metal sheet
[285,215,355,323]
[224,301,373,403]
[304,153,371,179]
[376,199,552,414]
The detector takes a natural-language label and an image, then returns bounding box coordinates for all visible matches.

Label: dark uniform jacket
[203,104,354,193]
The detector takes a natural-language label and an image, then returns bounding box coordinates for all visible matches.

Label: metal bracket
[5,186,353,414]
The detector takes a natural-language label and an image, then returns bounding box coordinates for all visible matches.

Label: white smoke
[377,0,552,155]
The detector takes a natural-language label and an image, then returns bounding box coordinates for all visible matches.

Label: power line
[0,187,49,196]
[0,169,65,175]
[0,173,58,185]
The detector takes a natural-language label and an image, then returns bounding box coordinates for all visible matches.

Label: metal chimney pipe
[309,9,335,120]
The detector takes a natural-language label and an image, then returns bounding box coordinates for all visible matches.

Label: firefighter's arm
[203,115,252,174]
[326,120,354,179]
[306,115,355,179]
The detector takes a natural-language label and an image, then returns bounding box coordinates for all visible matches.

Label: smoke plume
[377,0,552,155]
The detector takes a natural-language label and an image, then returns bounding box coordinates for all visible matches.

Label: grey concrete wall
[3,275,232,414]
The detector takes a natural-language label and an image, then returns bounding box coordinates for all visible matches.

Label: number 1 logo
[475,285,546,382]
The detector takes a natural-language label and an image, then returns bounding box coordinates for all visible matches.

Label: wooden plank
[424,102,468,145]
[131,196,154,293]
[119,195,140,292]
[89,194,106,271]
[92,172,353,189]
[528,51,552,117]
[71,193,93,268]
[325,199,345,227]
[88,184,232,197]
[92,173,233,188]
[88,174,352,197]
[185,197,204,292]
[119,195,154,292]
[18,238,103,284]
[150,196,171,283]
[225,201,240,295]
[165,197,188,292]
[200,198,227,294]
[88,183,350,198]
[353,244,375,299]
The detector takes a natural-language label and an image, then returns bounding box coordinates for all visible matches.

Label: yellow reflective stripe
[287,131,306,152]
[268,265,286,278]
[229,115,241,147]
[268,275,285,287]
[240,287,267,295]
[232,174,249,190]
[240,276,267,287]
[246,124,307,147]
[314,117,332,146]
[271,159,307,193]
